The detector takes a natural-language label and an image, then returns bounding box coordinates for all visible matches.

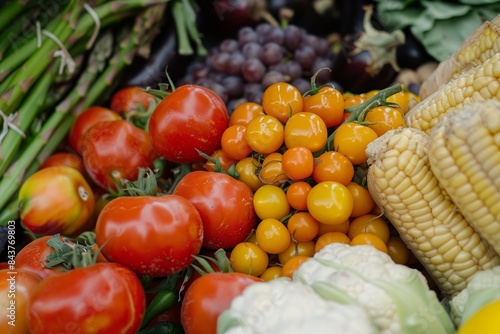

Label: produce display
[1,1,500,334]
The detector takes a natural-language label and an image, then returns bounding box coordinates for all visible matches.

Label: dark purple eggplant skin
[396,28,434,70]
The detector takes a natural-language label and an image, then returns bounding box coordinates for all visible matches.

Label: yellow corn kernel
[428,100,500,257]
[405,52,500,134]
[419,15,500,99]
[366,127,500,297]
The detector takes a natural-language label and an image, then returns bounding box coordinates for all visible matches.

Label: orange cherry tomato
[284,112,328,153]
[282,146,314,180]
[256,218,291,254]
[387,236,411,265]
[287,212,320,242]
[230,242,269,277]
[203,149,238,173]
[229,102,265,126]
[281,255,310,279]
[317,220,350,235]
[343,95,365,109]
[235,157,263,192]
[260,266,283,281]
[245,115,284,154]
[315,232,351,252]
[303,86,344,127]
[333,122,378,165]
[262,82,303,123]
[350,233,388,253]
[360,90,379,99]
[346,182,376,218]
[259,152,289,186]
[386,89,420,114]
[278,240,316,264]
[312,151,354,185]
[347,214,391,243]
[365,106,405,136]
[285,181,312,211]
[221,125,254,161]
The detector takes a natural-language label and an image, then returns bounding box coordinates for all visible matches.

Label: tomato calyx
[196,149,240,179]
[43,234,99,271]
[303,67,335,97]
[124,86,171,130]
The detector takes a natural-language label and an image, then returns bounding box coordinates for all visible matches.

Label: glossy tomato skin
[181,272,262,334]
[95,195,203,276]
[27,263,146,334]
[68,106,121,155]
[173,171,256,249]
[81,120,157,190]
[0,268,41,334]
[110,86,156,114]
[19,166,95,236]
[39,152,85,174]
[149,85,229,164]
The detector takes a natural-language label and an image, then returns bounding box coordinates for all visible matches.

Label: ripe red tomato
[173,171,256,249]
[81,119,157,190]
[19,166,95,236]
[40,152,85,174]
[181,272,262,334]
[0,268,41,334]
[110,86,157,114]
[148,85,229,164]
[68,106,121,155]
[27,263,146,334]
[95,195,203,276]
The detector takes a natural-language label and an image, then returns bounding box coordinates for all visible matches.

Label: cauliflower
[449,265,500,326]
[217,277,378,334]
[293,243,455,334]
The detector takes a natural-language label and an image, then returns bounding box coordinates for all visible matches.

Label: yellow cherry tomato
[303,86,344,128]
[365,106,406,137]
[229,101,265,126]
[281,255,310,279]
[256,218,291,254]
[346,182,376,218]
[317,220,350,235]
[245,114,284,154]
[278,240,316,264]
[347,214,390,243]
[260,266,283,281]
[259,152,290,186]
[230,242,269,276]
[312,151,354,185]
[253,184,290,220]
[235,157,263,192]
[315,232,351,253]
[350,233,388,253]
[386,236,410,265]
[333,122,378,165]
[262,82,303,123]
[284,112,328,153]
[307,181,353,225]
[458,299,500,334]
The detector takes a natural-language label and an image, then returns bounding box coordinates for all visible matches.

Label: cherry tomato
[149,85,229,164]
[387,236,410,265]
[253,184,290,221]
[315,232,351,252]
[347,214,390,243]
[0,269,41,334]
[260,266,282,281]
[386,89,420,114]
[262,82,303,123]
[229,101,265,126]
[333,122,378,165]
[259,152,289,186]
[221,124,253,160]
[181,272,261,334]
[245,114,284,154]
[256,218,291,254]
[285,181,312,211]
[287,212,320,242]
[361,90,379,99]
[312,150,354,185]
[27,263,145,334]
[284,112,328,153]
[110,86,156,114]
[278,240,315,264]
[173,171,256,249]
[282,146,314,180]
[346,182,375,218]
[235,157,263,192]
[230,242,269,276]
[203,149,238,173]
[81,119,156,190]
[365,106,405,136]
[307,181,353,225]
[303,86,344,127]
[281,255,310,279]
[68,106,121,155]
[40,152,85,174]
[95,195,203,276]
[343,94,365,108]
[350,233,388,253]
[318,220,350,235]
[19,166,94,236]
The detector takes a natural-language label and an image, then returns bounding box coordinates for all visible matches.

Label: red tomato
[181,272,262,334]
[19,166,94,236]
[0,269,41,334]
[15,236,66,280]
[149,85,229,164]
[27,263,146,334]
[110,86,157,114]
[173,171,256,249]
[81,119,157,190]
[68,106,121,155]
[39,152,85,174]
[95,195,203,276]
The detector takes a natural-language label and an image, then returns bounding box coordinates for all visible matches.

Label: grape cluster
[179,23,335,113]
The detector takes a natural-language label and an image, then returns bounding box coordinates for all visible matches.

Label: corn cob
[428,100,500,257]
[419,14,500,99]
[366,127,500,297]
[404,52,500,134]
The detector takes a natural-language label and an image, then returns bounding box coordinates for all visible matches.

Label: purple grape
[284,25,302,50]
[221,75,244,98]
[196,78,229,103]
[241,42,263,60]
[227,98,248,115]
[192,64,211,81]
[244,83,264,103]
[238,26,258,45]
[265,27,285,44]
[311,58,334,85]
[294,46,315,70]
[255,23,273,37]
[220,39,240,53]
[286,61,303,80]
[291,78,311,95]
[226,52,245,75]
[241,58,266,82]
[261,42,283,66]
[211,52,231,72]
[262,71,286,89]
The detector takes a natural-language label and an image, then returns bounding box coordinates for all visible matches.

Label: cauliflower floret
[217,278,378,334]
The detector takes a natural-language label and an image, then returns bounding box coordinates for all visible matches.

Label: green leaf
[458,0,500,4]
[421,1,471,20]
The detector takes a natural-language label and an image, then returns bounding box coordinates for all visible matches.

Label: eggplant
[396,28,434,70]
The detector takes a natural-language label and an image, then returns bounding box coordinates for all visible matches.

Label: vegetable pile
[1,2,500,334]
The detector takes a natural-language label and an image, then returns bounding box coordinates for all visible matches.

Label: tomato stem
[166,163,192,194]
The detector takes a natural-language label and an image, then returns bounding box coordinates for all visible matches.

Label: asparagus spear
[0,0,30,32]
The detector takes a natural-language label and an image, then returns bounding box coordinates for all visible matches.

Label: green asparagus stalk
[172,0,193,55]
[0,0,30,32]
